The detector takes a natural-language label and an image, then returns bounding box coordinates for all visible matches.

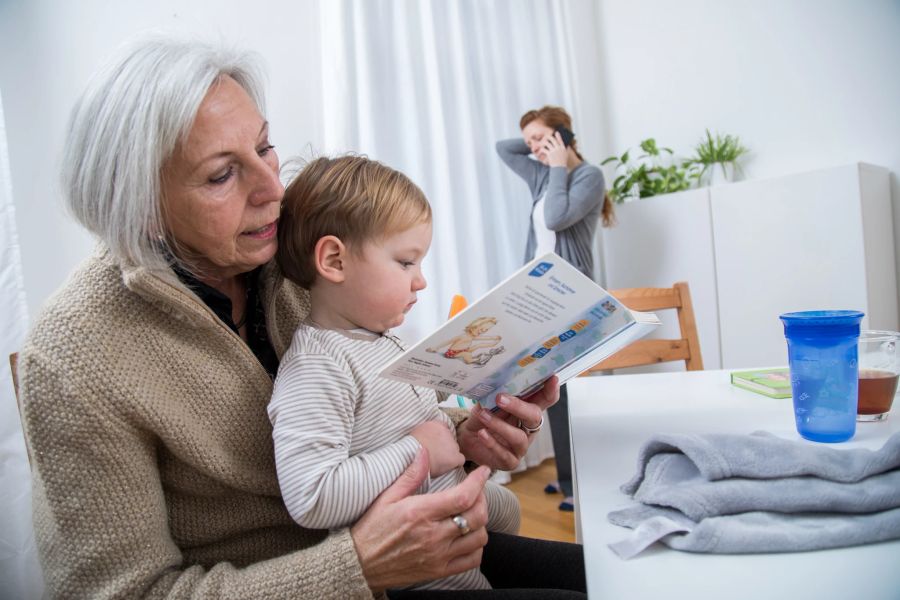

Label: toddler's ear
[314,235,346,283]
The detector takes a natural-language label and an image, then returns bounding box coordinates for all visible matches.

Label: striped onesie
[268,321,521,592]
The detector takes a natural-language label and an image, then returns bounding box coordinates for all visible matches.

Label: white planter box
[599,163,897,371]
[711,163,897,368]
[600,187,721,370]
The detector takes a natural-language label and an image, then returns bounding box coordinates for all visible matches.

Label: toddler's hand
[410,421,465,478]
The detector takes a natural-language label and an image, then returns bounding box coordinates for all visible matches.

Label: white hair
[61,35,266,270]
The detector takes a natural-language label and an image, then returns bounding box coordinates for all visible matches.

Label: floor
[503,458,576,543]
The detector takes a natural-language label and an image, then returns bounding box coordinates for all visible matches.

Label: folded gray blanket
[608,431,900,559]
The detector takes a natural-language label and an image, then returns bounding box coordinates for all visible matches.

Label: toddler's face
[341,221,432,333]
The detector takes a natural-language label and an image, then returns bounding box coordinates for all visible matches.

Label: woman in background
[496,105,614,512]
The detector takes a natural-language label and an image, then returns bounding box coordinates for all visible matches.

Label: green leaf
[639,138,659,156]
[689,129,749,168]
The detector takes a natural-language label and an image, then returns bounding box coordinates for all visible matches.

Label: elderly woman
[19,37,586,599]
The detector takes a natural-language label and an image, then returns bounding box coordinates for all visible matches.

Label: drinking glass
[780,310,864,443]
[857,330,900,422]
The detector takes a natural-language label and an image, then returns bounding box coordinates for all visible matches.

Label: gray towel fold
[622,431,900,491]
[608,504,900,559]
[608,431,900,559]
[630,447,900,520]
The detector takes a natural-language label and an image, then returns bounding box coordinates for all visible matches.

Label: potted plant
[689,129,748,186]
[601,138,698,204]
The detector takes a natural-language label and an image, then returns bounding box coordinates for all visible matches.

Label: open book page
[380,253,660,410]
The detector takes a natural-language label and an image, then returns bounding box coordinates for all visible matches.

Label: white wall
[594,0,900,295]
[596,0,900,179]
[0,0,324,318]
[4,0,898,325]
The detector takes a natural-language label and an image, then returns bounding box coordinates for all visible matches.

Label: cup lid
[779,310,865,324]
[780,310,864,337]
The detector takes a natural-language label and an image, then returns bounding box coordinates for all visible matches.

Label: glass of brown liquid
[857,330,900,422]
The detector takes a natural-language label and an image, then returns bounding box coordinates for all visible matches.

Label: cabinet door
[601,188,721,370]
[711,165,876,368]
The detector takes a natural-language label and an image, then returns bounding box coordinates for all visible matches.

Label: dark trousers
[387,532,587,599]
[547,384,573,497]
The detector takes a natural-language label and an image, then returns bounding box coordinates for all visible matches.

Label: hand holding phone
[555,126,575,148]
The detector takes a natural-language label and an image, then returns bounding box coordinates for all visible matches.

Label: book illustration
[762,371,788,382]
[730,368,792,399]
[444,294,474,408]
[380,253,660,411]
[484,300,629,400]
[426,316,506,368]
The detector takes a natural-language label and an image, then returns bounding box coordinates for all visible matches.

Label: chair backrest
[580,281,704,374]
[9,351,31,465]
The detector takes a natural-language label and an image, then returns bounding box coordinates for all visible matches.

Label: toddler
[268,155,520,592]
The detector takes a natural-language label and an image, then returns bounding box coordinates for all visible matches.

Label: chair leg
[675,282,704,371]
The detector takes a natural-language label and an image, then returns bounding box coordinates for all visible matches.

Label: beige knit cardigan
[20,247,422,599]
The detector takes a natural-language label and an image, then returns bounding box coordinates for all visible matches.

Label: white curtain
[319,0,586,474]
[319,0,582,341]
[0,90,43,597]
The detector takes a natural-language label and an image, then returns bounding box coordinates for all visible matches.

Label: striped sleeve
[268,349,421,530]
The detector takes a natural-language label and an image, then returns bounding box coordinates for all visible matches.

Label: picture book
[380,252,660,410]
[730,368,792,399]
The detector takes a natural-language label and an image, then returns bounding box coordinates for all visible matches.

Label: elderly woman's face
[162,76,283,280]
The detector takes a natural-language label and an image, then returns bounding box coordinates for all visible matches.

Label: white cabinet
[711,163,896,368]
[600,188,722,371]
[600,163,897,371]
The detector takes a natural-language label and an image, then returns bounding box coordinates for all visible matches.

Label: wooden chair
[580,281,703,375]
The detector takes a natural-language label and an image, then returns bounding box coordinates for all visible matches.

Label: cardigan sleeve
[496,138,542,196]
[21,349,373,600]
[543,164,606,231]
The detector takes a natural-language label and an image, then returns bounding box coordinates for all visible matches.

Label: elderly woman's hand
[350,448,491,592]
[457,376,560,471]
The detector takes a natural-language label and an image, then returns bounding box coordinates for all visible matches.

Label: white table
[568,369,900,600]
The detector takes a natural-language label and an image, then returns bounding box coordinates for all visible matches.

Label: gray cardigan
[496,138,605,278]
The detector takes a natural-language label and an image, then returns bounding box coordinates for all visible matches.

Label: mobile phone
[555,126,575,147]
